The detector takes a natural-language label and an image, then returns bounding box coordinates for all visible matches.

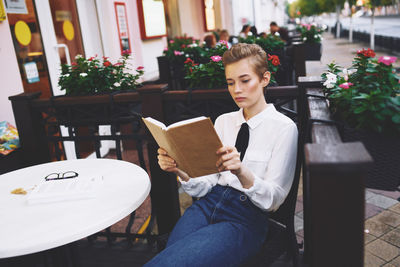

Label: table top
[0,159,151,258]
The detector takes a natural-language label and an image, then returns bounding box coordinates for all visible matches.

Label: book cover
[143,117,223,177]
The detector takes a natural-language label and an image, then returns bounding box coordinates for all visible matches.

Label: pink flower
[377,56,397,66]
[169,40,175,44]
[174,50,184,56]
[218,40,229,48]
[163,47,168,51]
[210,55,222,62]
[122,49,131,56]
[339,82,353,89]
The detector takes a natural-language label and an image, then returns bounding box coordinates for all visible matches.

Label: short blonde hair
[222,43,268,80]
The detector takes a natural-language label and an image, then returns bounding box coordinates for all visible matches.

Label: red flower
[103,61,111,67]
[71,62,78,66]
[88,57,94,61]
[268,54,280,66]
[114,62,123,66]
[137,66,144,70]
[181,44,186,48]
[184,58,194,65]
[103,56,109,60]
[357,48,375,58]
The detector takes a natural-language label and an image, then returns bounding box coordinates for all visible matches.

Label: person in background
[144,43,298,267]
[204,34,217,48]
[250,26,258,37]
[219,29,232,48]
[270,21,290,44]
[239,24,251,38]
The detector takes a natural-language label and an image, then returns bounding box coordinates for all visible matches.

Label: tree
[316,0,346,38]
[298,0,322,17]
[366,0,381,49]
[348,0,357,42]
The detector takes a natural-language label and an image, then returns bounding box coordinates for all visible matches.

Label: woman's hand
[216,146,254,189]
[157,148,190,181]
[216,146,242,175]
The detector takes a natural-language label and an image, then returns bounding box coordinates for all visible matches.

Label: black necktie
[235,123,249,161]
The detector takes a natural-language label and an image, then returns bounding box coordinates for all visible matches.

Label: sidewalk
[302,33,400,267]
[306,32,400,77]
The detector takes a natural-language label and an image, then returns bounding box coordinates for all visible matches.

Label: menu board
[137,0,167,39]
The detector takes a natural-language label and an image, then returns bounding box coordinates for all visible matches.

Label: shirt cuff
[178,176,196,188]
[241,175,263,196]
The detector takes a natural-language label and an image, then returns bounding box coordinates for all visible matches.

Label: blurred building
[0,0,286,125]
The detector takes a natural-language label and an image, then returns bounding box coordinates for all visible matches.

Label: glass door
[6,0,52,98]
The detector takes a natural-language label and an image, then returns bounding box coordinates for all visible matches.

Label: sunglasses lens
[62,171,77,179]
[46,173,59,180]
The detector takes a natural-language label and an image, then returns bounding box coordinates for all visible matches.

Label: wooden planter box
[304,42,321,61]
[340,127,400,191]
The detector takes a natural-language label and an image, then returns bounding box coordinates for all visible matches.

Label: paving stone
[365,217,394,237]
[364,251,386,267]
[389,203,400,214]
[366,194,399,209]
[379,191,400,200]
[295,200,303,213]
[296,229,304,237]
[389,256,400,266]
[382,228,400,248]
[364,233,376,244]
[374,210,400,227]
[296,211,303,219]
[365,203,384,219]
[365,190,379,200]
[366,239,399,262]
[294,215,303,232]
[382,263,398,267]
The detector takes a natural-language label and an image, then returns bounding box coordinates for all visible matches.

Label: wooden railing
[298,76,373,267]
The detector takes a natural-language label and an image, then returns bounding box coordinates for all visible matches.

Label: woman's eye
[242,80,250,83]
[227,82,234,86]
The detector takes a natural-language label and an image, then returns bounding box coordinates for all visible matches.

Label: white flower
[326,72,337,83]
[75,54,83,59]
[323,80,335,88]
[80,73,88,77]
[303,37,307,41]
[114,82,120,87]
[314,35,318,39]
[64,74,70,77]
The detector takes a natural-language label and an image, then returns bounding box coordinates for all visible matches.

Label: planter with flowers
[297,24,323,61]
[59,50,144,96]
[55,50,144,125]
[184,52,280,89]
[322,48,400,190]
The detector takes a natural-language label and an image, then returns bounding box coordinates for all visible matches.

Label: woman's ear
[262,71,271,87]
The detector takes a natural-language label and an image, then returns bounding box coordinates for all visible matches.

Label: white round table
[0,159,151,258]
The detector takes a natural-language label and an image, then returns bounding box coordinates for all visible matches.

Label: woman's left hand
[216,146,255,189]
[216,146,242,176]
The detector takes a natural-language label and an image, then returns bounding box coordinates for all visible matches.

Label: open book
[143,116,223,177]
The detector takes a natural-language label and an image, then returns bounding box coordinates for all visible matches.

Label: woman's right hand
[157,148,190,181]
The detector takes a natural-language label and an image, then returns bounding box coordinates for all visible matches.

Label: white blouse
[179,104,298,212]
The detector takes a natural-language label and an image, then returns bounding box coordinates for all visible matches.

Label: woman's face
[225,58,270,116]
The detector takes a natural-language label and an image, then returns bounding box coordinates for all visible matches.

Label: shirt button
[240,194,247,201]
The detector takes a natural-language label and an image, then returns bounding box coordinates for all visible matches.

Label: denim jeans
[144,185,269,267]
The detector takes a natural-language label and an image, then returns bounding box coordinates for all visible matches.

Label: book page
[167,116,207,130]
[143,117,167,130]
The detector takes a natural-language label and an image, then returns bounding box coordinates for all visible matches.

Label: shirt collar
[236,104,276,129]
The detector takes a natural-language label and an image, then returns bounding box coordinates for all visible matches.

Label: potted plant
[322,48,400,190]
[184,51,281,89]
[297,24,323,60]
[59,50,144,96]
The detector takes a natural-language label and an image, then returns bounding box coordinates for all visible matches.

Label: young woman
[144,43,298,266]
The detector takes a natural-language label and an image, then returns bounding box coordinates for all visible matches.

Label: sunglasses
[45,171,78,181]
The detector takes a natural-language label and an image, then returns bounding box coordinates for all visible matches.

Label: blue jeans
[144,185,269,267]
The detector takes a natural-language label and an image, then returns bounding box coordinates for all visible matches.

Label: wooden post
[9,92,51,167]
[293,43,306,83]
[305,143,372,267]
[137,84,181,235]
